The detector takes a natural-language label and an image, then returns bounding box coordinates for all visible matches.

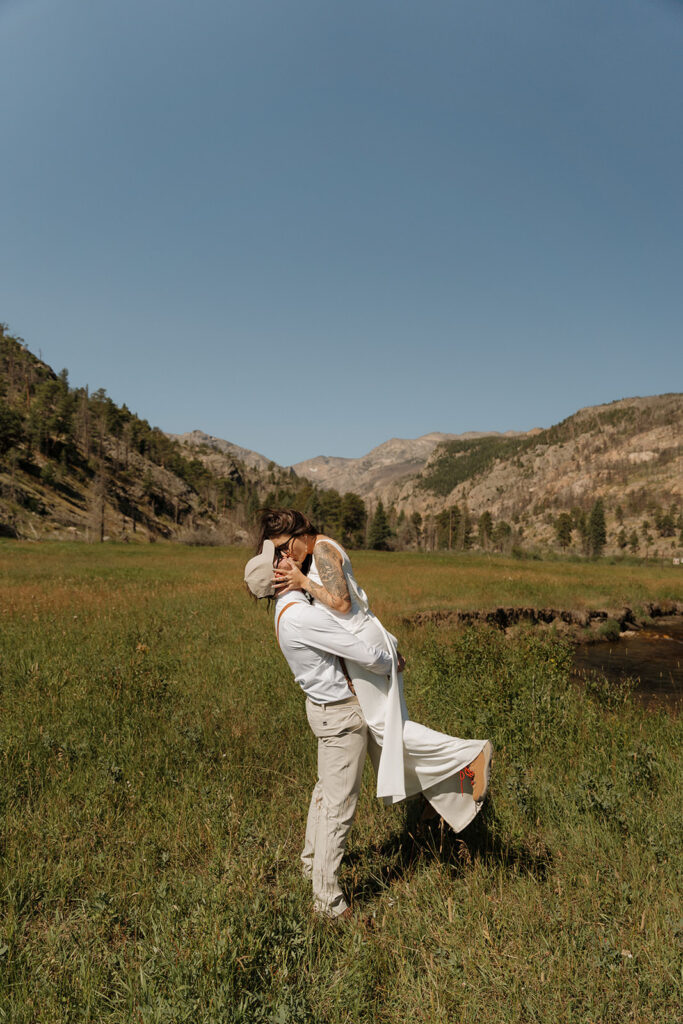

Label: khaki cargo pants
[301,695,367,917]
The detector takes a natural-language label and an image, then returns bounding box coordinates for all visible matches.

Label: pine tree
[459,506,473,550]
[368,500,391,550]
[554,512,573,549]
[478,511,493,548]
[572,507,590,554]
[340,492,366,548]
[318,489,342,536]
[588,499,607,557]
[657,509,675,537]
[0,402,23,455]
[410,511,422,548]
[447,505,461,549]
[492,520,512,551]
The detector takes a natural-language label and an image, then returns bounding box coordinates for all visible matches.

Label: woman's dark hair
[256,508,318,554]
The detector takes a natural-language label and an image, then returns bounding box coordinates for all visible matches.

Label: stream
[573,615,683,708]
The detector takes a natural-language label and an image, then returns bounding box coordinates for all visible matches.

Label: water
[573,615,683,708]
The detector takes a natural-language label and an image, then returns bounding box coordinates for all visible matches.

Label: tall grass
[348,549,682,620]
[0,543,680,1022]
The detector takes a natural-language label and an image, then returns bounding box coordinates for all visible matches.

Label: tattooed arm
[273,542,352,614]
[302,541,352,614]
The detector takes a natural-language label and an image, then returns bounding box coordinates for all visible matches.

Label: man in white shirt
[245,542,395,919]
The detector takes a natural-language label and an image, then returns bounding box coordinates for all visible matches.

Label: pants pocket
[306,701,365,739]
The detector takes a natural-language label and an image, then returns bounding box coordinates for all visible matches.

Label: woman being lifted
[256,507,492,830]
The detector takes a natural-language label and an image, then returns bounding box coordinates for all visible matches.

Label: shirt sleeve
[285,606,392,675]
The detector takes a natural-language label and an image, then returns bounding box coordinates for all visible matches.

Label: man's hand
[396,651,406,673]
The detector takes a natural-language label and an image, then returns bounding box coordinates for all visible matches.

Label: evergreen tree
[368,500,391,550]
[478,511,493,548]
[394,510,412,549]
[340,492,366,548]
[628,530,639,554]
[492,520,512,551]
[317,489,342,536]
[435,509,451,549]
[307,491,323,528]
[447,505,461,548]
[554,512,573,549]
[572,507,590,554]
[588,499,607,557]
[0,402,23,456]
[459,506,473,550]
[410,511,423,548]
[657,509,675,537]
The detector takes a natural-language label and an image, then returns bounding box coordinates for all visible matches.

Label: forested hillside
[0,325,364,544]
[2,324,681,559]
[390,394,683,558]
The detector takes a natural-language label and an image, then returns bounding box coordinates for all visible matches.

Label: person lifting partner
[244,514,492,921]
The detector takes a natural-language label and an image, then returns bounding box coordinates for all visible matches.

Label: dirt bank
[404,600,683,643]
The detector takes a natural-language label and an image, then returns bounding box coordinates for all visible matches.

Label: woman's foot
[466,741,493,803]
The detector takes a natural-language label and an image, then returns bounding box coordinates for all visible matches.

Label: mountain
[169,396,682,557]
[2,322,680,557]
[166,431,275,473]
[0,327,307,543]
[385,394,683,556]
[293,431,524,498]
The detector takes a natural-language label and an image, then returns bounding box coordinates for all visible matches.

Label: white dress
[308,538,490,832]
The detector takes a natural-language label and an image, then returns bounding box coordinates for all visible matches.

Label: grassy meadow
[1,543,681,1023]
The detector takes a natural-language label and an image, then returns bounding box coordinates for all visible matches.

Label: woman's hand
[273,556,307,595]
[396,651,407,673]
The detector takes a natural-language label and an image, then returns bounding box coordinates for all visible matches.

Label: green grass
[337,548,681,620]
[1,544,681,1022]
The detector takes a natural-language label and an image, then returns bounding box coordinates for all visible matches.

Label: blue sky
[1,0,681,465]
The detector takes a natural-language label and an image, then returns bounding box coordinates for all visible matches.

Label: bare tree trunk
[88,458,108,542]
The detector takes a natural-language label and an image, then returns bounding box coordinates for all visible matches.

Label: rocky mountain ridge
[166,431,275,473]
[2,323,680,556]
[0,328,306,543]
[291,431,528,498]
[383,394,682,556]
[169,394,682,557]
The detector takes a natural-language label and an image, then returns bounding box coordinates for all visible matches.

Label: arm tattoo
[311,544,352,606]
[315,544,350,599]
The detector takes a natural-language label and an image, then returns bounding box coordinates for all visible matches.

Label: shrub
[596,617,621,641]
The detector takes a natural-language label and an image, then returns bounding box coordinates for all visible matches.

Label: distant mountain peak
[166,431,276,472]
[292,430,523,498]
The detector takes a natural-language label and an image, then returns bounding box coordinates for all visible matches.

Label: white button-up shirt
[275,592,392,704]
